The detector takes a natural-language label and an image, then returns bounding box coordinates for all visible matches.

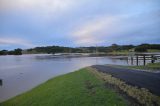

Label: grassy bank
[1,68,127,106]
[90,67,160,106]
[109,62,160,72]
[127,62,160,71]
[107,50,129,56]
[147,49,160,52]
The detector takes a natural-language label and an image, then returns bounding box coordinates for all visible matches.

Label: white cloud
[0,0,76,13]
[71,15,120,45]
[0,0,83,23]
[0,37,35,47]
[71,9,160,46]
[0,0,159,47]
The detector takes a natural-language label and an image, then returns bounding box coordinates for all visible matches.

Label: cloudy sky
[0,0,160,50]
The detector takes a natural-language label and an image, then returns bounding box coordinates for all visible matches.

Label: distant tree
[7,51,14,55]
[135,47,147,52]
[14,48,22,55]
[0,50,8,55]
[110,44,120,51]
[0,51,3,55]
[121,45,135,50]
[149,44,160,50]
[23,44,159,54]
[134,43,160,52]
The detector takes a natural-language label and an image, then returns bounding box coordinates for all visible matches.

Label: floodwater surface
[0,54,128,102]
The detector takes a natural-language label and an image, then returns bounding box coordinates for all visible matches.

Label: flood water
[0,54,128,102]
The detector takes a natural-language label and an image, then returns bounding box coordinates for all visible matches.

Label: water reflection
[0,54,128,102]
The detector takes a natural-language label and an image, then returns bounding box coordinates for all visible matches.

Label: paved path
[92,65,160,96]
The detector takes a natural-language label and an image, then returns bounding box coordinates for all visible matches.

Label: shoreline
[1,68,128,106]
[1,64,160,105]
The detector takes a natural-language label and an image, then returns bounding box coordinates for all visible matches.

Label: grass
[0,68,127,106]
[128,62,160,71]
[108,50,129,55]
[147,49,160,52]
[89,67,160,106]
[109,62,160,72]
[107,49,160,56]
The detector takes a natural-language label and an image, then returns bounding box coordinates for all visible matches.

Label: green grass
[147,49,160,52]
[108,50,129,55]
[109,62,160,72]
[107,49,160,56]
[128,62,160,71]
[90,68,160,106]
[0,68,127,106]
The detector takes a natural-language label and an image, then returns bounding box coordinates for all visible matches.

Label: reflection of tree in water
[34,55,130,66]
[34,55,74,61]
[108,57,128,65]
[111,59,117,63]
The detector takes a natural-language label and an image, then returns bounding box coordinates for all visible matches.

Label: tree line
[25,44,160,54]
[0,48,22,55]
[0,44,160,55]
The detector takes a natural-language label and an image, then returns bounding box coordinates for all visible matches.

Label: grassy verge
[127,62,160,72]
[0,68,127,106]
[107,63,160,72]
[108,50,129,56]
[147,49,160,52]
[89,67,160,106]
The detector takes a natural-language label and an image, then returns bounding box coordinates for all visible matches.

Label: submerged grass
[1,68,127,106]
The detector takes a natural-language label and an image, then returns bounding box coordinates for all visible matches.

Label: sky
[0,0,160,50]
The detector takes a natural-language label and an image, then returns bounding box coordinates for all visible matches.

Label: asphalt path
[92,65,160,96]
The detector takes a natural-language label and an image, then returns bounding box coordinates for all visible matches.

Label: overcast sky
[0,0,160,50]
